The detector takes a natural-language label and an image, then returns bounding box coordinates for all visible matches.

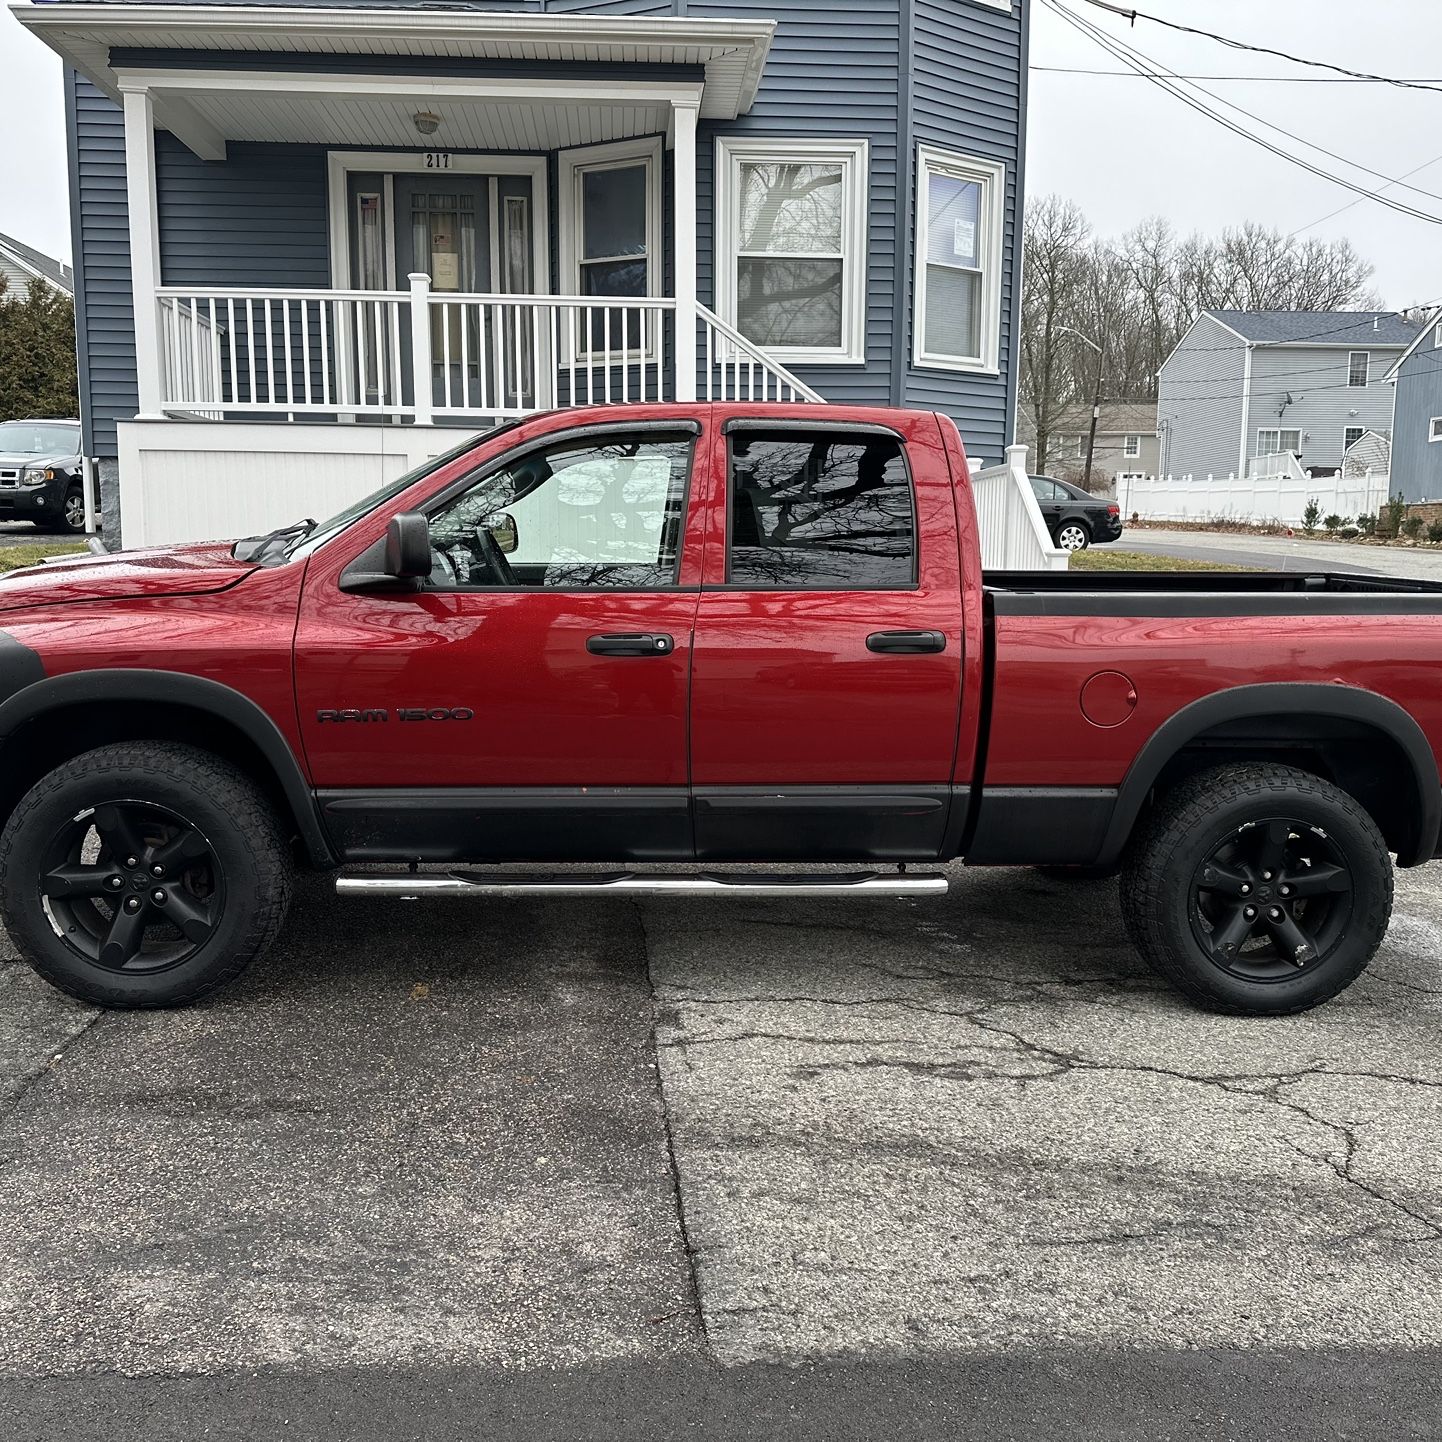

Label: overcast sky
[0,0,1439,309]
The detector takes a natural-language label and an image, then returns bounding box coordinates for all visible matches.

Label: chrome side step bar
[335,869,947,899]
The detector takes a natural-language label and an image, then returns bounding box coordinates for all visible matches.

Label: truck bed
[984,569,1442,613]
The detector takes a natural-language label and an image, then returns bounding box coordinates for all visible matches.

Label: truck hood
[0,541,258,613]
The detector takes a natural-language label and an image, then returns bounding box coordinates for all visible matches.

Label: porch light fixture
[413,111,441,136]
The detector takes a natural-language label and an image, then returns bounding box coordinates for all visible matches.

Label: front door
[392,174,538,413]
[688,415,965,860]
[293,420,707,863]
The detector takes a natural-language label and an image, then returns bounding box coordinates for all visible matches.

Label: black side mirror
[384,513,432,579]
[339,512,433,594]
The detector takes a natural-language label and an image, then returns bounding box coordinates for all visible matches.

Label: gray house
[1156,310,1422,482]
[0,230,74,301]
[1385,312,1442,501]
[19,0,1030,547]
[1018,399,1159,485]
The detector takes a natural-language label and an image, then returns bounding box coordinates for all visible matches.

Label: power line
[1046,0,1442,213]
[1291,152,1442,236]
[1040,0,1442,227]
[1033,66,1442,84]
[1073,0,1442,95]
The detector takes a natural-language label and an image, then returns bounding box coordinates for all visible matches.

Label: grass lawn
[1071,548,1254,573]
[0,542,89,575]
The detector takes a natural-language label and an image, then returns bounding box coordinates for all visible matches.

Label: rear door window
[726,429,915,589]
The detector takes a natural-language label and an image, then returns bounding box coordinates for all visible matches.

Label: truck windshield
[280,421,522,563]
[0,422,79,455]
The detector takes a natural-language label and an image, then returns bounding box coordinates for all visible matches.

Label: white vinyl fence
[1118,463,1390,528]
[971,445,1070,571]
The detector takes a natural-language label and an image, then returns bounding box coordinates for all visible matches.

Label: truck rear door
[688,412,965,860]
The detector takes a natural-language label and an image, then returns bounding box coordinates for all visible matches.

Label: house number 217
[424,152,453,170]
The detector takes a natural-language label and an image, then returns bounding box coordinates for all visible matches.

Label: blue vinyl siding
[1392,345,1442,501]
[62,0,1026,465]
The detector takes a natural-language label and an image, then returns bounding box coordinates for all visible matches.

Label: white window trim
[1347,350,1370,387]
[1123,434,1141,458]
[1429,417,1442,443]
[1257,427,1302,455]
[912,144,1005,376]
[1434,323,1442,349]
[557,135,663,361]
[714,135,870,366]
[1344,426,1366,451]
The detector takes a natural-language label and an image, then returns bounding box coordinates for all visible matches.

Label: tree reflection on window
[727,432,916,589]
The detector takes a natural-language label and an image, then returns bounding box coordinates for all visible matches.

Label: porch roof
[13,4,776,122]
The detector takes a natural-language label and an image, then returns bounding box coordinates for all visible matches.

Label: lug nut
[151,864,165,878]
[123,897,141,913]
[124,855,139,868]
[1240,883,1252,896]
[1243,906,1257,920]
[106,875,124,891]
[1268,906,1283,921]
[151,889,167,905]
[1279,884,1291,897]
[1261,870,1273,881]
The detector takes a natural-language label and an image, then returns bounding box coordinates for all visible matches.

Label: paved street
[1117,526,1442,579]
[5,864,1442,1437]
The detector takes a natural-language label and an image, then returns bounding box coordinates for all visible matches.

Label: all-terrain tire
[1120,763,1392,1015]
[0,742,294,1008]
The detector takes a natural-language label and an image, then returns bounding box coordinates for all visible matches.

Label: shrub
[1381,496,1408,538]
[1338,526,1360,540]
[1323,513,1344,534]
[1355,513,1377,537]
[1428,521,1442,544]
[1302,498,1321,533]
[1402,515,1425,540]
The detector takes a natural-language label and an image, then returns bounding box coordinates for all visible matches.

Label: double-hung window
[559,137,662,355]
[1344,426,1366,452]
[716,138,869,364]
[913,146,1005,374]
[1348,351,1370,387]
[1123,434,1141,458]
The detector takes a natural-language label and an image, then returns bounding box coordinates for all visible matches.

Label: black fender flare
[1098,682,1442,869]
[0,668,336,867]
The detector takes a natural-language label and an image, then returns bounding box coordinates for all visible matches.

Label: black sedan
[1029,475,1123,553]
[0,418,87,534]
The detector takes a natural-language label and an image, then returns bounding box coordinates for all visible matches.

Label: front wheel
[0,742,294,1008]
[1120,763,1392,1014]
[1056,521,1091,551]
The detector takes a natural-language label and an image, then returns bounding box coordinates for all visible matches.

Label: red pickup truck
[0,402,1438,1015]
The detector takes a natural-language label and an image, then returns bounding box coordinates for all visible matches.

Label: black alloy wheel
[1188,817,1353,979]
[39,800,224,974]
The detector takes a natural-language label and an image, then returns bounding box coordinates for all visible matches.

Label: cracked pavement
[4,864,1442,1437]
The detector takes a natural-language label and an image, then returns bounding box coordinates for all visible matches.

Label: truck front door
[293,419,705,862]
[688,415,965,860]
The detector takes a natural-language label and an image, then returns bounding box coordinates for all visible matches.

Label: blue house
[1385,312,1442,502]
[21,0,1029,547]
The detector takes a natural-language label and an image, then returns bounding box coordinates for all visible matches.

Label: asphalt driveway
[4,865,1442,1438]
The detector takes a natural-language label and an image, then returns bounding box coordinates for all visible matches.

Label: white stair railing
[697,303,825,403]
[971,444,1069,571]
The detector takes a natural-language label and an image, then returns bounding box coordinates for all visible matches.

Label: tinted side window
[426,432,692,589]
[727,430,915,589]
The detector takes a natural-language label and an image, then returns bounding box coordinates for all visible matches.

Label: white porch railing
[971,444,1070,571]
[156,277,823,422]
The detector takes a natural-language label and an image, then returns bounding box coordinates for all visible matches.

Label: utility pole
[1058,326,1107,491]
[1083,334,1107,491]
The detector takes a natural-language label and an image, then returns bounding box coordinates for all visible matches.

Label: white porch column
[408,273,434,425]
[121,86,165,419]
[671,96,700,403]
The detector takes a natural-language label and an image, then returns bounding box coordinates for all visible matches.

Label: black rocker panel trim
[693,787,950,861]
[1099,683,1442,870]
[0,668,336,867]
[963,788,1119,867]
[318,788,693,863]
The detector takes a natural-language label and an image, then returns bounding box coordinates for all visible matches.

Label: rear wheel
[1056,520,1091,551]
[1121,763,1392,1014]
[60,486,87,533]
[0,742,293,1008]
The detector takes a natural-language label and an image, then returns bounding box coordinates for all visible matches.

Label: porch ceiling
[150,88,675,153]
[12,4,776,120]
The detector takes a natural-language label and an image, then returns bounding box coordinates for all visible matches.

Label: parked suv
[0,419,86,534]
[1029,475,1122,552]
